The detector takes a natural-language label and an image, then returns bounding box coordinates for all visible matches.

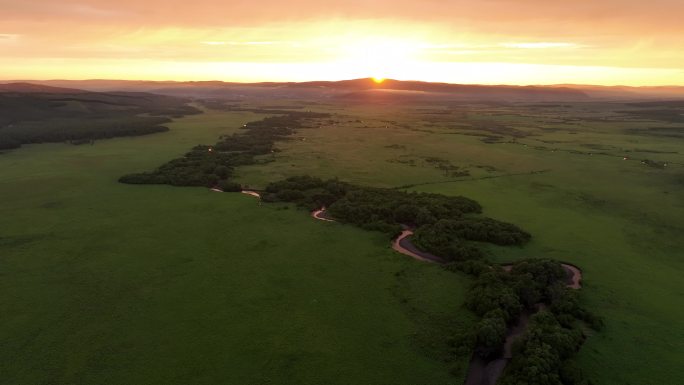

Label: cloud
[0,1,133,20]
[202,41,284,46]
[230,41,278,45]
[0,1,683,85]
[500,42,582,49]
[66,4,130,18]
[0,33,19,43]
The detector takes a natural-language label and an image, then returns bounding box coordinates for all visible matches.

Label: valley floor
[1,100,683,384]
[0,109,473,385]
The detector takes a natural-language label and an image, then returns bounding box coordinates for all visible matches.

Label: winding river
[308,206,583,385]
[234,192,583,385]
[309,206,582,287]
[240,190,262,199]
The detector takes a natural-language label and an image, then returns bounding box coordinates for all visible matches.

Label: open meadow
[3,0,684,382]
[233,100,684,385]
[1,100,683,384]
[0,109,475,384]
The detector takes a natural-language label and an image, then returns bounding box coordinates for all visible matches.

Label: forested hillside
[0,83,200,149]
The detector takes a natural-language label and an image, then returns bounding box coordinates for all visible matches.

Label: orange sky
[2,0,684,85]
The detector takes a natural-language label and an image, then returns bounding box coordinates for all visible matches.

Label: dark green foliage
[217,180,242,192]
[446,217,531,245]
[509,259,567,307]
[0,91,200,148]
[475,309,508,358]
[501,311,587,385]
[263,176,493,244]
[0,134,21,150]
[447,259,491,276]
[412,221,484,261]
[465,270,522,321]
[264,176,530,263]
[548,284,604,330]
[411,217,529,261]
[329,189,481,230]
[502,341,562,385]
[413,217,530,261]
[119,112,329,188]
[453,259,600,385]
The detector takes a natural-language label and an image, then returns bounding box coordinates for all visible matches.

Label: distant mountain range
[0,82,90,94]
[2,78,684,101]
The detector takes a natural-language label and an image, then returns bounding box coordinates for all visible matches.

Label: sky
[2,0,684,85]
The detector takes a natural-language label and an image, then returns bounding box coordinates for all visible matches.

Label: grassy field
[0,109,475,384]
[234,101,684,384]
[3,101,683,384]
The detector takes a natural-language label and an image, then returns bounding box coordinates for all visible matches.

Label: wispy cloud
[500,42,583,49]
[202,41,281,46]
[0,2,133,19]
[230,41,278,46]
[66,4,130,18]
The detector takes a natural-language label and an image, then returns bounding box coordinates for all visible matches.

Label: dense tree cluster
[0,118,171,150]
[119,112,329,188]
[264,175,598,383]
[412,218,529,261]
[264,175,530,262]
[501,311,587,385]
[262,175,501,241]
[450,258,602,384]
[0,91,201,150]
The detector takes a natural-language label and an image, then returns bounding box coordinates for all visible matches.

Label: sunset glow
[2,1,684,85]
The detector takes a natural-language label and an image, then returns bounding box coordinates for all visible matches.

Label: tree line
[263,175,600,384]
[263,175,527,261]
[0,92,201,150]
[119,112,330,188]
[117,110,600,384]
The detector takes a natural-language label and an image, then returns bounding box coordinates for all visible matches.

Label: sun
[337,37,420,82]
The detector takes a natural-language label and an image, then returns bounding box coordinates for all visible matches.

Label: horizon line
[3,77,684,89]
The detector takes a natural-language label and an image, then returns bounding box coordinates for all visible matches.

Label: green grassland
[2,100,683,384]
[233,101,684,384]
[0,109,474,384]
